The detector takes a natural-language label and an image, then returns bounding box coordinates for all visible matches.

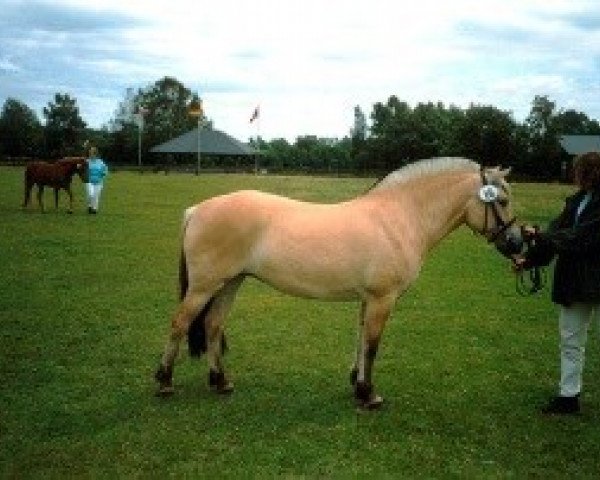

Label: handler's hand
[511,255,527,273]
[521,225,538,240]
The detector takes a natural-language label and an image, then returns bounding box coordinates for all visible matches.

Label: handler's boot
[541,394,580,415]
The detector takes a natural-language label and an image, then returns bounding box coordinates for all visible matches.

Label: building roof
[150,128,256,156]
[559,135,600,155]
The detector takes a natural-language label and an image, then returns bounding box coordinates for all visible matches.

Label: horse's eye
[498,198,509,207]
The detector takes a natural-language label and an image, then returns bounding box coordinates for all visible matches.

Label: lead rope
[515,225,547,296]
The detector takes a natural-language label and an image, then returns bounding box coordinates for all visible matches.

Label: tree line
[1,76,599,180]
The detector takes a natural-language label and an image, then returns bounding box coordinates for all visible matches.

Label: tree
[259,138,294,171]
[43,93,86,157]
[525,95,555,137]
[367,97,467,173]
[138,77,202,148]
[523,95,562,179]
[108,77,204,165]
[368,96,415,172]
[553,109,600,136]
[350,105,367,142]
[411,101,461,159]
[0,98,43,158]
[455,104,517,166]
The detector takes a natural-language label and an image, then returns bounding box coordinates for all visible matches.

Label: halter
[479,168,517,243]
[479,168,545,295]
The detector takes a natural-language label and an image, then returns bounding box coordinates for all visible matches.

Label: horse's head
[76,160,88,182]
[465,166,523,258]
[66,158,88,182]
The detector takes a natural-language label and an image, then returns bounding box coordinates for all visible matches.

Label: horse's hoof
[357,394,384,411]
[156,385,175,397]
[67,210,73,214]
[212,381,234,395]
[209,370,234,394]
[349,368,358,385]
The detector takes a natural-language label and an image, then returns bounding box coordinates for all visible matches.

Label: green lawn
[1,167,599,478]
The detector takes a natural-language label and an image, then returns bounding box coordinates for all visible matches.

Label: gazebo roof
[151,128,256,156]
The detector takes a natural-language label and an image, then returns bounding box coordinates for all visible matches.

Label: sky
[1,0,599,142]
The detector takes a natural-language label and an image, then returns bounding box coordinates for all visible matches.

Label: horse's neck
[377,172,477,255]
[63,162,77,178]
[414,173,478,251]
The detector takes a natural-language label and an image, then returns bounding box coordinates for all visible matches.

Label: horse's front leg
[23,181,33,208]
[65,187,73,214]
[350,302,366,386]
[353,293,396,410]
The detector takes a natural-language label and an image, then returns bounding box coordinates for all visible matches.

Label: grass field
[2,167,600,478]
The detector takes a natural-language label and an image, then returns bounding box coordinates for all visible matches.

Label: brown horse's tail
[179,207,226,358]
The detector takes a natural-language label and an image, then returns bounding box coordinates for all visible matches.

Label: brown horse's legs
[156,292,213,395]
[65,187,74,213]
[23,181,33,208]
[205,276,244,394]
[354,294,395,409]
[36,185,45,212]
[53,188,59,210]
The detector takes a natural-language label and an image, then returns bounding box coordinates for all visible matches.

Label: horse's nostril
[495,233,524,258]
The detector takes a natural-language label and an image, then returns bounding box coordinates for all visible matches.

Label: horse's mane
[371,157,480,192]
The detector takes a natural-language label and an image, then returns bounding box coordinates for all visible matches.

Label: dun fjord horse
[22,158,87,213]
[155,157,523,409]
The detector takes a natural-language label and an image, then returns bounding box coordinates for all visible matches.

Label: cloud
[1,0,146,32]
[1,0,599,141]
[0,56,21,74]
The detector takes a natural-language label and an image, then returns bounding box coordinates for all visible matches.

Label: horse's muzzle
[494,225,524,258]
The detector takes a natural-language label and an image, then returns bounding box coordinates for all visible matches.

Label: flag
[188,99,203,117]
[249,106,259,123]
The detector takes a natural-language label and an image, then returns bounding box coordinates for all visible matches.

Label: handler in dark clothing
[514,151,600,414]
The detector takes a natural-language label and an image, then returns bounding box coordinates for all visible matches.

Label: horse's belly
[246,220,389,300]
[248,254,361,301]
[254,270,360,301]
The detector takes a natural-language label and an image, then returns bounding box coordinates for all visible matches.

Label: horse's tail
[178,206,225,358]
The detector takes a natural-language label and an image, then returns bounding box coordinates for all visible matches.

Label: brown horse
[155,157,524,409]
[22,158,87,213]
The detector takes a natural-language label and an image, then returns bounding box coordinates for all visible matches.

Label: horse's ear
[499,166,511,177]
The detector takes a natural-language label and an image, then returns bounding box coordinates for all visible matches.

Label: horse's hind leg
[37,185,45,212]
[156,291,214,395]
[205,276,244,394]
[353,294,396,410]
[23,179,33,208]
[64,187,73,213]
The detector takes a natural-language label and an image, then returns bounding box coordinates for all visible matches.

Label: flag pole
[255,110,260,174]
[250,105,260,174]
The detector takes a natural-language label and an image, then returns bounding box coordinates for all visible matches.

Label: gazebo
[150,127,258,173]
[151,128,256,156]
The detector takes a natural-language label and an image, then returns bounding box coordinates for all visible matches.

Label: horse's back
[24,161,50,184]
[24,160,75,187]
[184,190,291,246]
[186,189,348,238]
